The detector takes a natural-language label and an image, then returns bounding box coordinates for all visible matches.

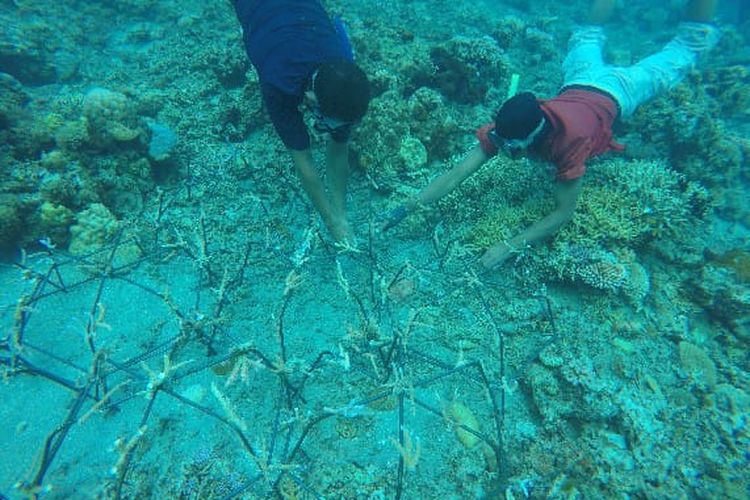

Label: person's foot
[588,0,616,24]
[685,0,717,22]
[330,217,356,247]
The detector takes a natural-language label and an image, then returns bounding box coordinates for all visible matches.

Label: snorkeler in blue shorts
[232,0,371,244]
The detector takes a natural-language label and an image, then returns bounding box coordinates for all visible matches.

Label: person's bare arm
[326,139,349,219]
[412,145,489,208]
[382,145,490,230]
[480,177,583,269]
[289,148,351,242]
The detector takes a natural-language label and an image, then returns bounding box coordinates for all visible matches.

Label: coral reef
[562,158,710,247]
[0,72,29,129]
[545,244,651,308]
[678,341,718,391]
[0,13,57,84]
[626,62,749,224]
[413,35,508,104]
[36,201,74,248]
[0,2,748,499]
[0,77,165,251]
[688,257,750,338]
[398,135,428,172]
[353,86,467,190]
[0,195,24,249]
[406,86,461,159]
[68,203,120,255]
[82,88,142,148]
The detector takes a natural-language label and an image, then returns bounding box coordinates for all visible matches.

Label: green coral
[82,87,141,147]
[561,158,709,247]
[68,203,143,268]
[703,65,750,115]
[423,35,508,104]
[354,89,410,183]
[491,15,527,49]
[37,201,74,247]
[54,117,91,152]
[0,72,29,128]
[711,249,750,284]
[439,154,552,228]
[39,149,70,171]
[68,203,120,255]
[688,262,750,337]
[469,201,550,249]
[406,87,460,159]
[398,135,428,172]
[628,71,747,196]
[678,341,718,391]
[0,195,23,248]
[39,201,74,228]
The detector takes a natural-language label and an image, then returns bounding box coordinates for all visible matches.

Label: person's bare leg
[290,148,350,242]
[685,0,717,22]
[588,0,617,24]
[326,140,353,242]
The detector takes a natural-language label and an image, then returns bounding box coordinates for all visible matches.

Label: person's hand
[479,241,514,270]
[330,217,355,246]
[381,205,409,232]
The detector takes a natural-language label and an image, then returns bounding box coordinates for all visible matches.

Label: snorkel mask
[309,104,351,133]
[488,118,546,156]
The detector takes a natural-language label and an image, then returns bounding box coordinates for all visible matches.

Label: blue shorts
[561,23,720,117]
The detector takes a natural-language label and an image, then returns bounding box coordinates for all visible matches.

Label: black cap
[494,92,544,140]
[314,60,371,123]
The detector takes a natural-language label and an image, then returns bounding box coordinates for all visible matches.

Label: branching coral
[545,243,651,308]
[561,158,709,247]
[439,153,553,230]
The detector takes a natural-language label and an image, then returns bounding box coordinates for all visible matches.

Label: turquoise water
[1,1,748,498]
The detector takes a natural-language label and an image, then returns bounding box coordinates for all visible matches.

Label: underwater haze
[1,0,749,498]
